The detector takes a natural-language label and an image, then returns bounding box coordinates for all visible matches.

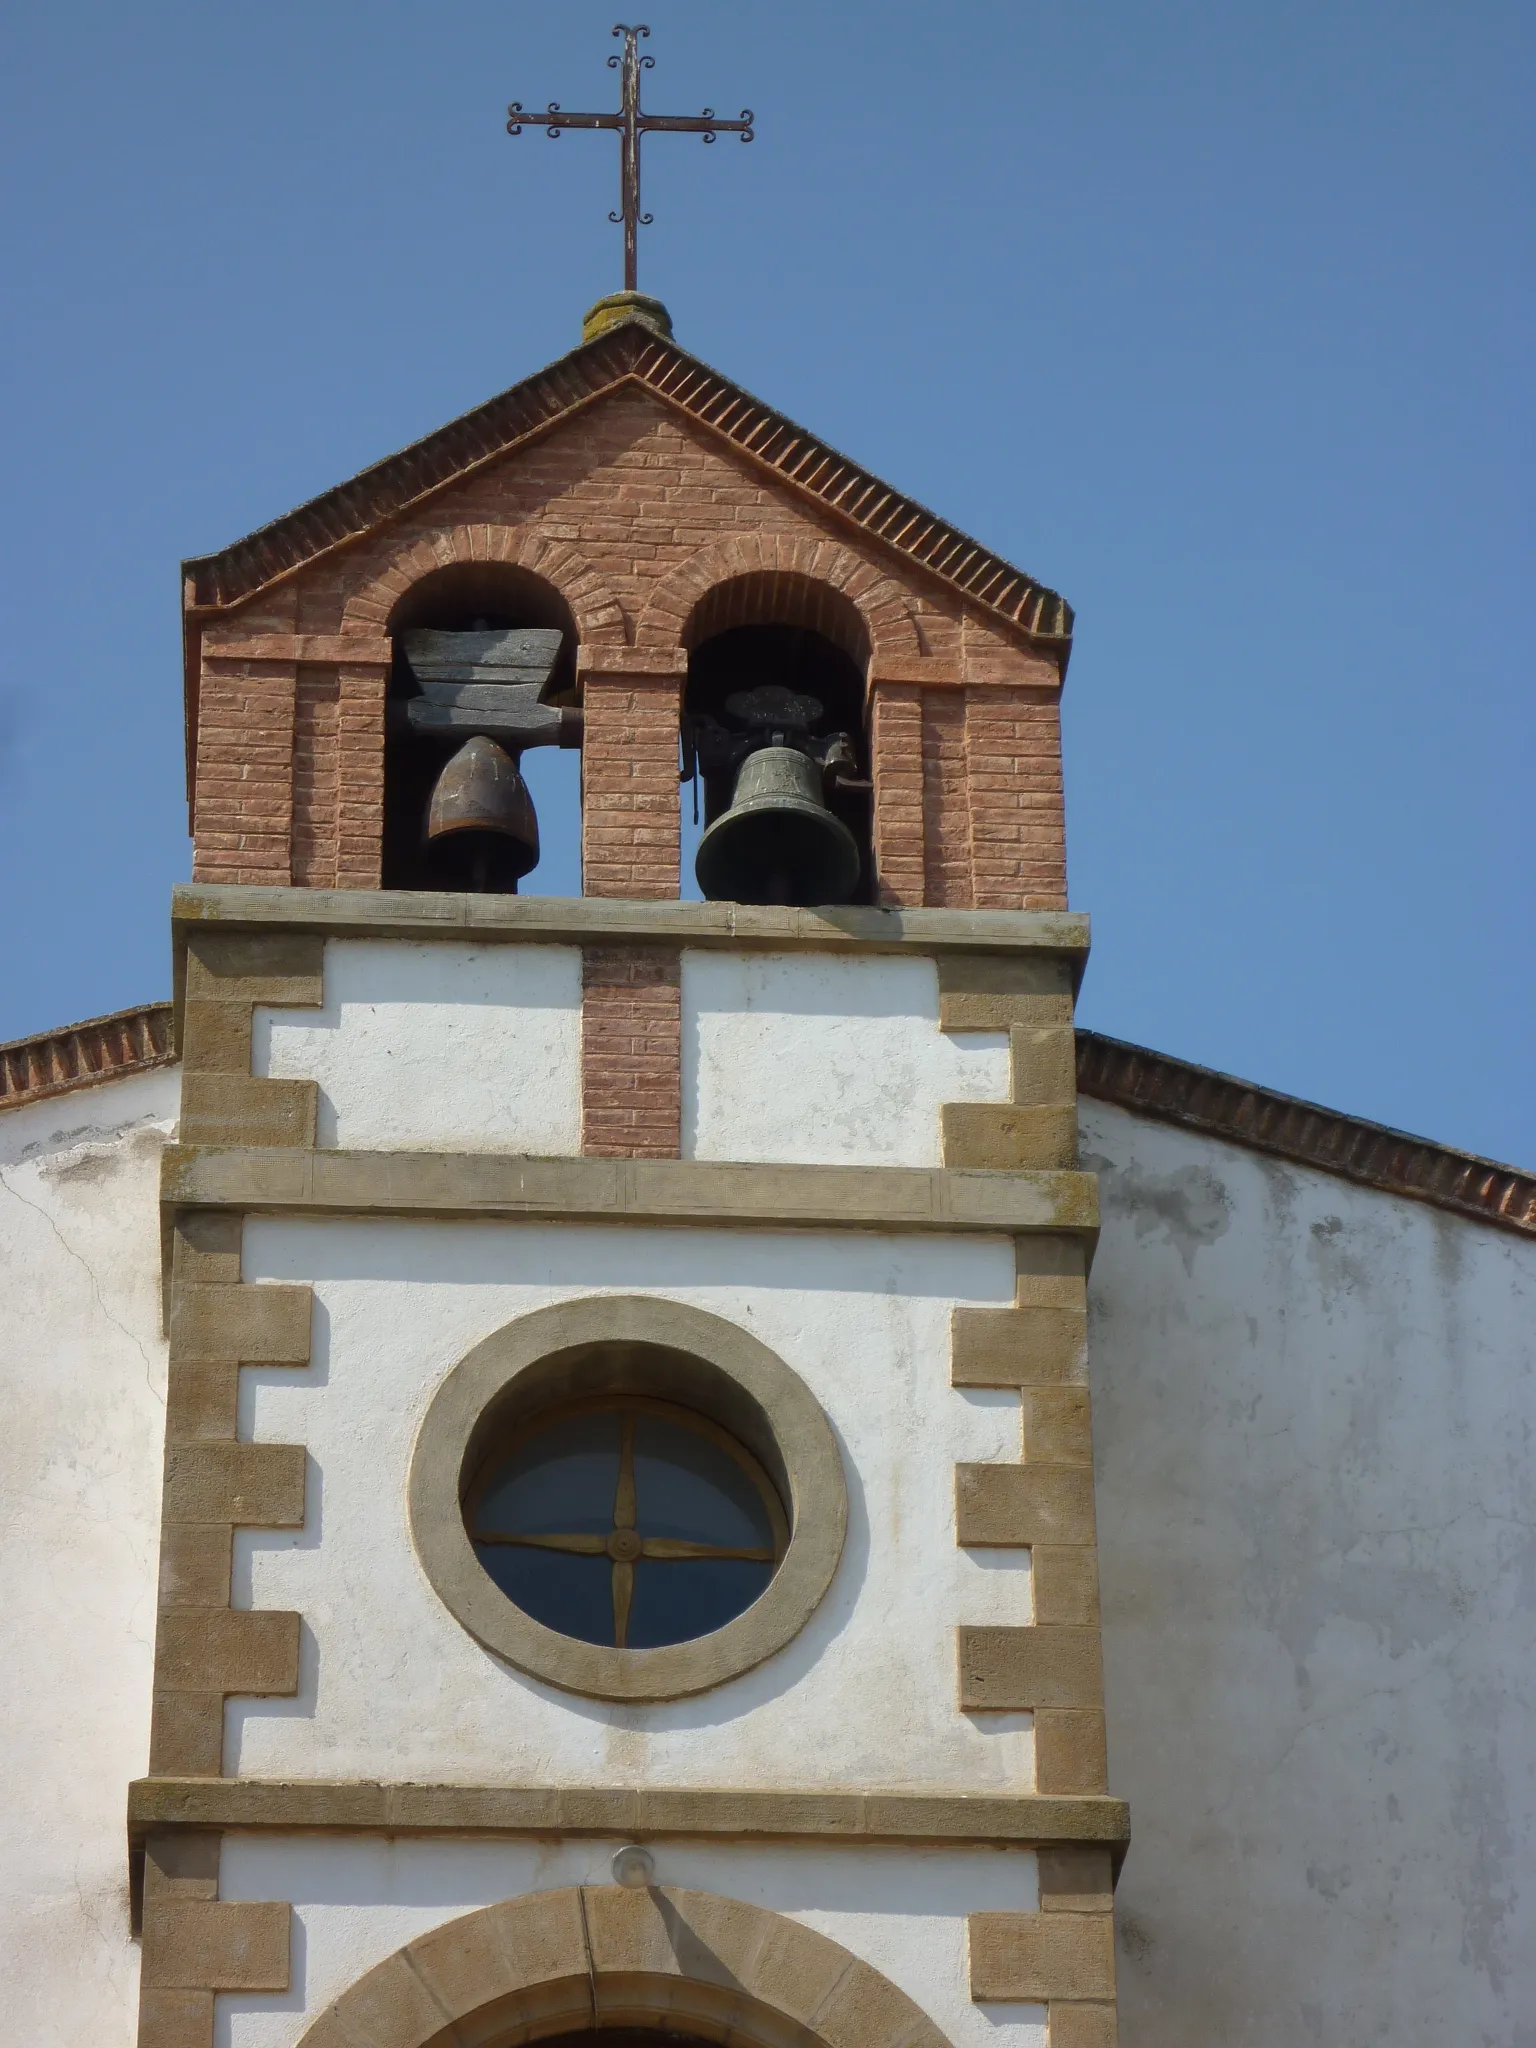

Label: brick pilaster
[579,648,686,900]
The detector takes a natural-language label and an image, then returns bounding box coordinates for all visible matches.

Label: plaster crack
[0,1165,162,1403]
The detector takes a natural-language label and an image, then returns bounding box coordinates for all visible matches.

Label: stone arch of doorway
[293,1882,953,2048]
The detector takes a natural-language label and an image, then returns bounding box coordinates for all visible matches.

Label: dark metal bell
[695,746,860,907]
[424,735,539,893]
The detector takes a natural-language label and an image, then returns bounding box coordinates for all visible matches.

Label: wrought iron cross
[507,25,753,294]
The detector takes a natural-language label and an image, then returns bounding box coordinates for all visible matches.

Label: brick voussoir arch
[294,1883,953,2048]
[342,523,627,645]
[637,532,923,667]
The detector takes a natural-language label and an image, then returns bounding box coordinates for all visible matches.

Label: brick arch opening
[363,535,615,895]
[682,570,872,673]
[295,1884,951,2048]
[342,524,626,650]
[676,570,881,905]
[636,534,922,667]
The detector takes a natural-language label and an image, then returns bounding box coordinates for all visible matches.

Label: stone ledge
[170,883,1090,980]
[160,1146,1101,1238]
[127,1778,1131,1857]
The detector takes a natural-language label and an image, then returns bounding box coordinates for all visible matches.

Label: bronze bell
[424,735,539,893]
[695,745,860,906]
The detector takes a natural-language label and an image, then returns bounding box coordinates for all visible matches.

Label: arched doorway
[295,1883,951,2048]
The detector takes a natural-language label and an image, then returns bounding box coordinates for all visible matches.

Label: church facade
[2,296,1531,2048]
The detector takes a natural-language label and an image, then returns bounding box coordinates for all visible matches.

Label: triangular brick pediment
[183,318,1071,650]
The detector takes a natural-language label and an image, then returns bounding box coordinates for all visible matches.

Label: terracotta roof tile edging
[2,997,1530,1242]
[1076,1029,1536,1240]
[0,1002,175,1112]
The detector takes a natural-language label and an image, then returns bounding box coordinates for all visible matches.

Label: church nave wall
[0,1066,178,2048]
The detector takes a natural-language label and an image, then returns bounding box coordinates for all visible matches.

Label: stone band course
[128,1778,1131,1851]
[160,1144,1100,1236]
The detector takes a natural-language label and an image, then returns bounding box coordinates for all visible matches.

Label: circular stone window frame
[408,1295,848,1701]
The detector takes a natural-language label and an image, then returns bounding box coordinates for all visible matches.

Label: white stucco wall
[215,1835,1045,2048]
[1083,1098,1536,2047]
[254,942,1012,1168]
[232,1218,1030,1791]
[255,940,583,1153]
[682,951,1010,1166]
[0,1067,177,2048]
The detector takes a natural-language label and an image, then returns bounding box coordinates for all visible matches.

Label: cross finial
[508,25,754,294]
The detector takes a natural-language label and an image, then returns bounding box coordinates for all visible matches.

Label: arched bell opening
[680,575,874,907]
[383,563,582,894]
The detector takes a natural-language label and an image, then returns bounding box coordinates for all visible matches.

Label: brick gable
[190,379,1067,919]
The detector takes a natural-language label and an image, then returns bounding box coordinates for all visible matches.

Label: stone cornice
[167,884,1090,1032]
[169,882,1089,958]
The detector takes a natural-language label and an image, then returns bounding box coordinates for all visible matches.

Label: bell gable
[184,310,1072,911]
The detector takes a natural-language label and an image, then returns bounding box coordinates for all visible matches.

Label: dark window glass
[468,1402,784,1649]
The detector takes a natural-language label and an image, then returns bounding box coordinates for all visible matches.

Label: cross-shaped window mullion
[474,1412,773,1646]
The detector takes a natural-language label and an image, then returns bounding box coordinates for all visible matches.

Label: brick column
[868,679,925,907]
[191,657,298,886]
[579,647,686,900]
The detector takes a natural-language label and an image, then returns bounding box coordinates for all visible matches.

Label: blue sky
[1,1,1530,1163]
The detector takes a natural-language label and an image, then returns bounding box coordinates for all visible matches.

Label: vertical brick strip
[292,667,340,888]
[581,947,681,1158]
[336,660,388,889]
[191,660,298,886]
[921,691,973,908]
[965,685,1067,911]
[579,653,686,900]
[868,680,926,907]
